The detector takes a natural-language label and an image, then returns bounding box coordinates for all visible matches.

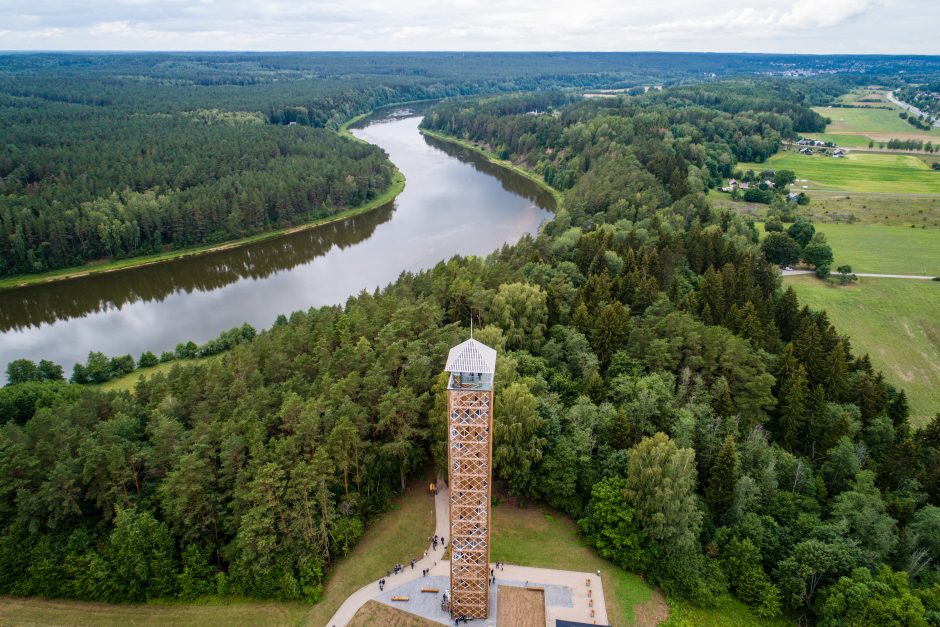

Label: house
[833,148,846,157]
[799,147,812,155]
[787,192,800,202]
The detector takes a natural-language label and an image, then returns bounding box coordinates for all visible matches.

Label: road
[886,91,939,128]
[782,269,936,280]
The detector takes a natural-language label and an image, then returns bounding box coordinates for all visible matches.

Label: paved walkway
[326,481,450,627]
[327,481,609,626]
[782,269,936,280]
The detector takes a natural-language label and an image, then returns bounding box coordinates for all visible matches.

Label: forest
[2,64,940,624]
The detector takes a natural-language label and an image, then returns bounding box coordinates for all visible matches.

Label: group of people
[431,534,446,550]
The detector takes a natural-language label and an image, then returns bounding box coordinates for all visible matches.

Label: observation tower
[444,337,497,619]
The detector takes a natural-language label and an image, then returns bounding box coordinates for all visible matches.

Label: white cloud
[0,0,933,52]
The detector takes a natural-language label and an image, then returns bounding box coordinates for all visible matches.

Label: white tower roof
[444,338,497,374]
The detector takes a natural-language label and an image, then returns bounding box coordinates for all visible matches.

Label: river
[0,110,554,374]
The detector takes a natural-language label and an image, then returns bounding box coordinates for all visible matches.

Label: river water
[0,110,554,373]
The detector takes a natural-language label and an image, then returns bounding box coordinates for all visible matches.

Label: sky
[0,0,937,54]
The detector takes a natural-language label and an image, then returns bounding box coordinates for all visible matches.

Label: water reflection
[0,113,553,371]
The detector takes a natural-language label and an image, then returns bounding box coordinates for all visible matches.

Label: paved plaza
[327,481,609,626]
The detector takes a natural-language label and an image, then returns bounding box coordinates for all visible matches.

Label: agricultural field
[814,223,940,275]
[814,104,940,139]
[737,151,940,194]
[785,275,940,427]
[804,192,940,227]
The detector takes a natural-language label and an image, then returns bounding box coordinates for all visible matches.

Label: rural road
[782,269,937,280]
[886,91,939,127]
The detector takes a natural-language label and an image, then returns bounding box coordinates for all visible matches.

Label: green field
[491,504,658,626]
[802,133,877,148]
[815,105,940,138]
[738,151,940,194]
[785,275,940,426]
[813,223,940,275]
[804,192,940,227]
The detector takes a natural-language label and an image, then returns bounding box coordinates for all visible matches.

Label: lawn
[304,477,436,626]
[0,597,309,626]
[737,151,940,194]
[811,223,940,275]
[785,275,940,427]
[814,105,940,138]
[490,504,657,626]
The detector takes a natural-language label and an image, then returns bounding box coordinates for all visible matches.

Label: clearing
[737,151,939,195]
[785,275,940,427]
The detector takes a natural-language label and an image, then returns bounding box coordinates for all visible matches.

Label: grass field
[785,275,940,426]
[811,223,940,275]
[803,192,940,227]
[802,133,876,148]
[0,597,309,626]
[738,151,940,194]
[815,105,940,138]
[490,504,656,627]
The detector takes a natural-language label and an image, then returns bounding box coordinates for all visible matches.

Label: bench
[421,588,440,593]
[391,596,410,602]
[526,586,545,592]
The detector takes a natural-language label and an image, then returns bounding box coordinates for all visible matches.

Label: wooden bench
[526,586,545,592]
[391,595,410,602]
[421,588,439,593]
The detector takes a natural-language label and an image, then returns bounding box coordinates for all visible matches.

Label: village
[793,137,847,157]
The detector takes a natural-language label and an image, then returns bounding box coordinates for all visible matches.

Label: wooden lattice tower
[444,338,497,620]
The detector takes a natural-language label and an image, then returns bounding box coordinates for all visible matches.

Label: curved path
[326,481,451,627]
[782,269,936,280]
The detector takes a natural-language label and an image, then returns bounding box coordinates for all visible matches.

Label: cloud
[0,0,932,53]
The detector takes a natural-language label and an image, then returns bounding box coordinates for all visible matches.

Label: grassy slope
[304,478,436,626]
[664,596,792,627]
[738,151,939,194]
[0,597,309,627]
[490,504,653,627]
[786,275,940,426]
